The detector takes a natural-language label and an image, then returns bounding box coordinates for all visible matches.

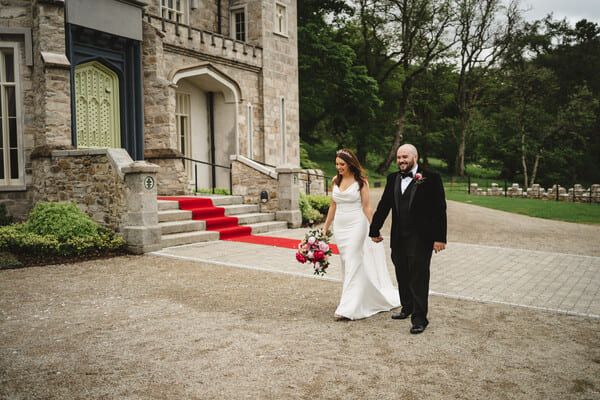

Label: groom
[369,144,447,334]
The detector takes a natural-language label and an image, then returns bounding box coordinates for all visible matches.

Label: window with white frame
[176,92,192,177]
[246,103,253,158]
[161,0,188,24]
[230,6,246,42]
[274,2,288,36]
[0,43,24,188]
[280,97,286,163]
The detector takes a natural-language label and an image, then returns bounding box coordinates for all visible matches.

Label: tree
[452,0,521,176]
[349,0,456,174]
[298,0,382,163]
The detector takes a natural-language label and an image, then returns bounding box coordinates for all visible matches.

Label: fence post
[325,176,329,196]
[468,175,471,194]
[306,173,311,195]
[504,180,508,197]
[556,184,559,201]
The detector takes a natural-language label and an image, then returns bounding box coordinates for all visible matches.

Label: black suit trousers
[391,238,433,326]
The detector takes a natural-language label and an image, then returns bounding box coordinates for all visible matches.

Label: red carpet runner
[158,196,339,254]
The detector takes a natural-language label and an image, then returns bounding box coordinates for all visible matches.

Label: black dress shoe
[391,310,411,320]
[410,324,426,334]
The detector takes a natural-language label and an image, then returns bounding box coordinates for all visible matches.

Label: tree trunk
[530,152,541,186]
[521,130,529,188]
[455,115,468,176]
[377,91,409,174]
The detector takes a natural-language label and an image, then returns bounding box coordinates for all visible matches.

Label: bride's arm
[360,180,374,223]
[322,177,337,233]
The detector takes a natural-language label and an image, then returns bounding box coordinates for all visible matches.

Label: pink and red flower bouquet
[295,229,334,276]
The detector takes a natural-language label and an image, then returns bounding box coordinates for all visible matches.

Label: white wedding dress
[333,181,401,319]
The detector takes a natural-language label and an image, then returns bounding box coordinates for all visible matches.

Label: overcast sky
[519,0,600,24]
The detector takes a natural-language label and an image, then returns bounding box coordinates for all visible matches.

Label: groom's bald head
[396,144,419,172]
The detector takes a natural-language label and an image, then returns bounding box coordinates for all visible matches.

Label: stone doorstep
[160,230,220,248]
[159,220,206,235]
[222,204,260,215]
[158,200,180,211]
[246,221,289,234]
[158,209,193,222]
[234,212,275,225]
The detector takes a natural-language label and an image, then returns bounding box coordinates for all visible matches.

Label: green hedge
[299,194,331,226]
[0,202,125,257]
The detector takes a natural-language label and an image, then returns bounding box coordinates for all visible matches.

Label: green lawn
[446,191,600,225]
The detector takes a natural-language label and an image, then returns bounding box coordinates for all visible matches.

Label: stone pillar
[275,165,302,228]
[121,162,162,254]
[33,0,72,149]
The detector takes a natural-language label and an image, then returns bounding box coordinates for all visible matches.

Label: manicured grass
[446,191,600,225]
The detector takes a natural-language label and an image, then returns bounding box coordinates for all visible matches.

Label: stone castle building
[0,0,307,250]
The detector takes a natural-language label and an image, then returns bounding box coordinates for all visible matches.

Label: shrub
[0,251,22,269]
[305,194,331,215]
[0,202,126,258]
[25,202,98,241]
[299,193,323,226]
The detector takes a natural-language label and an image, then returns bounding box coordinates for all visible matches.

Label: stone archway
[169,63,242,190]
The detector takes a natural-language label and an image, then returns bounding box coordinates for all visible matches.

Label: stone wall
[231,160,279,212]
[31,150,127,230]
[469,182,600,203]
[260,0,300,167]
[298,169,327,196]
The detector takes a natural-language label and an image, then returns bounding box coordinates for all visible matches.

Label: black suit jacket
[369,168,447,250]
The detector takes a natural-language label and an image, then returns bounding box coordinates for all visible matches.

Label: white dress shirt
[401,164,419,194]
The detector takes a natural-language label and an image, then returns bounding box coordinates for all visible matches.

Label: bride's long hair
[335,148,368,190]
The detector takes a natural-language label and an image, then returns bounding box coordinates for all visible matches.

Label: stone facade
[0,0,301,250]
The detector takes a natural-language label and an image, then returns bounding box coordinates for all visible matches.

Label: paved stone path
[152,229,600,319]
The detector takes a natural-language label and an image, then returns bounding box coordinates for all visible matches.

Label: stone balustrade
[469,182,600,203]
[298,169,327,196]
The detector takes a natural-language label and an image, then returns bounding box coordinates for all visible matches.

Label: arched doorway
[74,61,121,148]
[170,64,241,191]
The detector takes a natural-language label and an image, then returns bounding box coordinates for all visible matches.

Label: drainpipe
[208,92,216,193]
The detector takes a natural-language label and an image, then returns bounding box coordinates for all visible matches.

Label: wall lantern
[260,190,269,203]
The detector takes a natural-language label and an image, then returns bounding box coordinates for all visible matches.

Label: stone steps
[157,195,290,249]
[158,209,192,222]
[160,230,219,248]
[159,220,205,235]
[235,212,275,225]
[246,221,289,234]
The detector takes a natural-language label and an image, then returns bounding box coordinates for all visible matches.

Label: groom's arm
[430,172,447,244]
[369,173,394,238]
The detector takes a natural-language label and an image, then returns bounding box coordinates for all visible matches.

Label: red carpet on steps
[158,196,339,254]
[159,196,251,239]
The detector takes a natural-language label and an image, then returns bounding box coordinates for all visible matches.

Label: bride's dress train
[333,182,400,319]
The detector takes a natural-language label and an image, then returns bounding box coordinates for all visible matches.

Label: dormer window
[275,2,287,37]
[230,6,247,42]
[161,0,188,24]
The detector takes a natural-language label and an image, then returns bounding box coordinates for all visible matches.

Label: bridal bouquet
[295,229,333,276]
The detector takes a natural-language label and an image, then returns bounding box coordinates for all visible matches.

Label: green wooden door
[74,61,121,148]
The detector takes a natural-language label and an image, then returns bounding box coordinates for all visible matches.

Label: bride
[323,149,400,320]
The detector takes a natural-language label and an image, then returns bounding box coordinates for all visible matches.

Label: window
[176,92,191,177]
[246,103,253,158]
[0,44,23,188]
[275,2,288,36]
[230,7,246,42]
[161,0,188,24]
[280,97,286,163]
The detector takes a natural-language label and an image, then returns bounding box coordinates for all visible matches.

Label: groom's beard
[398,160,415,172]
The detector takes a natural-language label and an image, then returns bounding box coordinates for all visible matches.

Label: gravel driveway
[1,196,599,399]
